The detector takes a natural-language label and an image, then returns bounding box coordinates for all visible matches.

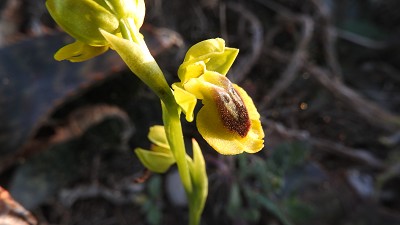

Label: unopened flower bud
[46,0,119,46]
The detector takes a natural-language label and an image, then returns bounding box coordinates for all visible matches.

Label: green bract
[187,139,208,223]
[46,0,119,46]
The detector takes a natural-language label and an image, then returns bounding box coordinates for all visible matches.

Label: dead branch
[335,28,388,50]
[311,0,343,79]
[0,105,133,174]
[262,119,385,170]
[260,15,314,109]
[219,3,228,42]
[253,0,293,18]
[0,0,23,46]
[0,186,37,225]
[59,176,144,207]
[305,64,400,131]
[227,2,264,84]
[268,48,400,132]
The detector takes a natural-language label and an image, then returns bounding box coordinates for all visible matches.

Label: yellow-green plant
[46,0,264,224]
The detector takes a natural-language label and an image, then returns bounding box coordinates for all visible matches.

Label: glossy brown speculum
[214,84,251,137]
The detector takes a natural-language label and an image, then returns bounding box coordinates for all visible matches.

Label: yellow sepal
[54,41,109,62]
[172,83,198,122]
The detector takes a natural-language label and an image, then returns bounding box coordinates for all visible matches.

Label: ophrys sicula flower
[46,0,145,62]
[173,38,265,155]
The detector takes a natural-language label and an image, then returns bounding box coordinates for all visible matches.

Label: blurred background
[1,0,400,224]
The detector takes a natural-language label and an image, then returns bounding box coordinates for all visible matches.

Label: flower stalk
[161,102,193,193]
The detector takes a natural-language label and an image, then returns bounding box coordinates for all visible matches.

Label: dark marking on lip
[214,84,251,137]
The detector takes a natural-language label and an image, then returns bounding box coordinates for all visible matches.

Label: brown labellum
[214,85,251,137]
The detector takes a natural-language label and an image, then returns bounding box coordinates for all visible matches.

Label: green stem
[118,20,195,223]
[162,102,193,194]
[112,20,174,106]
[189,203,201,225]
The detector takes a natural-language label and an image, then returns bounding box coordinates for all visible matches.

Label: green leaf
[268,141,310,174]
[340,20,389,40]
[227,183,242,217]
[147,175,162,198]
[144,176,163,225]
[252,192,293,225]
[283,198,314,223]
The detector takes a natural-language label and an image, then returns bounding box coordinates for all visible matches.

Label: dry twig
[227,3,264,84]
[0,186,37,225]
[263,119,385,170]
[335,28,388,50]
[59,177,144,207]
[260,15,314,109]
[311,0,343,79]
[268,49,400,132]
[0,105,133,173]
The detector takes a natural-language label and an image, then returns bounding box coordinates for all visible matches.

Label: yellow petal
[178,61,206,84]
[172,83,197,122]
[183,38,225,62]
[178,38,239,80]
[183,71,223,100]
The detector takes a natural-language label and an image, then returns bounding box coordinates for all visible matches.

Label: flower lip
[213,84,250,137]
[183,71,264,154]
[195,82,264,155]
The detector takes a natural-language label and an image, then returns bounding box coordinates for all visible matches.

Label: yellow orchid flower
[46,0,145,62]
[135,126,209,194]
[134,125,176,173]
[173,39,264,155]
[136,126,208,225]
